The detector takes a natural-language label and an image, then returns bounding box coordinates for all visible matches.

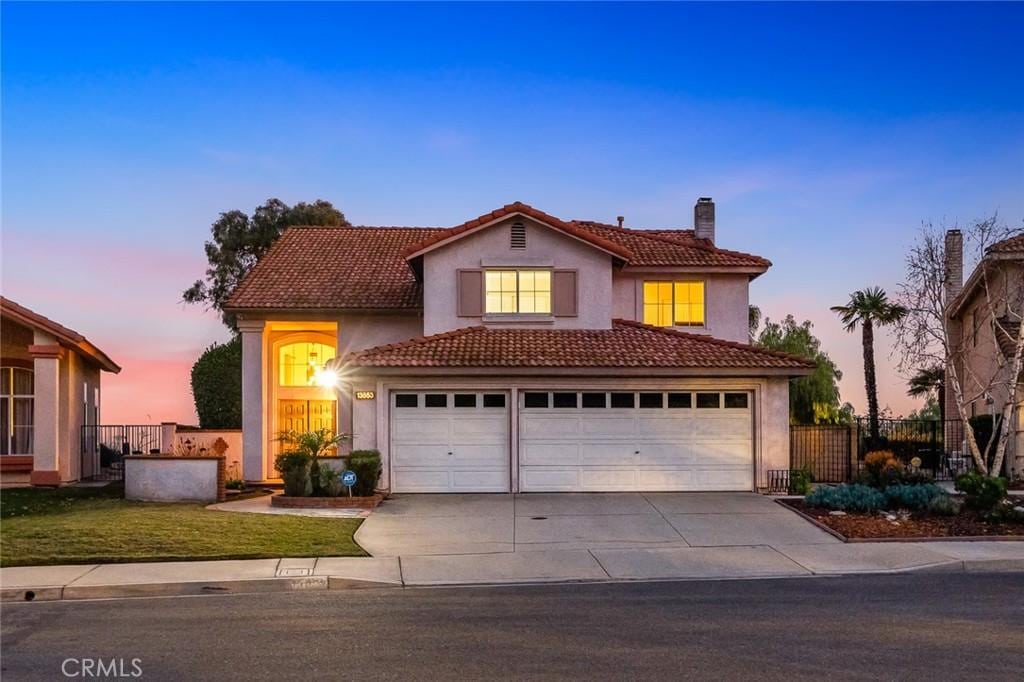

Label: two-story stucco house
[225,199,812,493]
[943,230,1024,476]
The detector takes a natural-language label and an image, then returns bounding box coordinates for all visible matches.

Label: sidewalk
[4,540,1024,602]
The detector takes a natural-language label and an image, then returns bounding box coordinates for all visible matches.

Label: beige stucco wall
[422,216,614,334]
[124,457,220,503]
[175,429,243,478]
[342,374,790,493]
[612,272,751,344]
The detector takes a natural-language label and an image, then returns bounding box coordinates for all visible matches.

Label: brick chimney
[944,229,963,306]
[694,197,715,244]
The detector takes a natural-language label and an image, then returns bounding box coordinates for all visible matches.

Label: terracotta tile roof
[571,221,771,268]
[0,297,120,372]
[343,319,814,371]
[988,233,1024,253]
[399,202,634,260]
[226,203,772,311]
[226,226,444,310]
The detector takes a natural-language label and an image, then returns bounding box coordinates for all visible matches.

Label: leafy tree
[748,304,762,342]
[831,288,908,441]
[190,337,242,429]
[907,396,941,421]
[183,198,349,328]
[907,365,945,423]
[755,315,846,424]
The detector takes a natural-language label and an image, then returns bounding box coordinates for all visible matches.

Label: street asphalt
[2,573,1023,680]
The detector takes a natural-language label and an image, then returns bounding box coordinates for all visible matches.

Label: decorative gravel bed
[781,499,1024,540]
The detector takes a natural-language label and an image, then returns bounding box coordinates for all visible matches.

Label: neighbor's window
[1,367,34,455]
[278,342,336,387]
[485,270,551,314]
[642,281,705,327]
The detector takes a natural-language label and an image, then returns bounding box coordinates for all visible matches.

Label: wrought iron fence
[856,418,972,481]
[789,425,852,483]
[80,425,163,481]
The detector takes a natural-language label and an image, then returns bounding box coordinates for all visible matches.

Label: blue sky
[3,2,1023,422]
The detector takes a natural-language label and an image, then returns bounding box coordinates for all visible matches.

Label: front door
[277,399,337,444]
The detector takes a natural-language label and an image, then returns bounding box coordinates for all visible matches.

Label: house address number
[355,391,376,400]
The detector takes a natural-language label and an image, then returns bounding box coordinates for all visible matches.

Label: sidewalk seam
[587,549,613,579]
[641,492,690,544]
[764,545,816,575]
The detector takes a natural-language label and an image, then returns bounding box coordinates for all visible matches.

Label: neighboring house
[225,199,813,492]
[943,230,1024,476]
[0,297,120,485]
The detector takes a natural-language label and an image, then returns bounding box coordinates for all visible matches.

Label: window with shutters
[484,270,551,314]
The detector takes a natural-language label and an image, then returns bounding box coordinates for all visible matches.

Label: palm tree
[831,287,908,441]
[907,365,945,424]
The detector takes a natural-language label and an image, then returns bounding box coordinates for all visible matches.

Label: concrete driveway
[357,492,836,557]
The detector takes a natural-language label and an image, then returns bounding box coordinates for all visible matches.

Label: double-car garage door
[390,389,753,493]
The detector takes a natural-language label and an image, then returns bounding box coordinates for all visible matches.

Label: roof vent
[510,221,526,249]
[617,216,625,228]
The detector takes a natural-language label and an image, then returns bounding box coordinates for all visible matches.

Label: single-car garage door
[390,391,510,492]
[519,390,753,492]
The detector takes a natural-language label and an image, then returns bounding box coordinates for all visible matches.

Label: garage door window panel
[454,394,477,408]
[524,392,550,408]
[581,392,607,408]
[395,394,418,408]
[639,392,664,409]
[424,394,448,408]
[610,392,635,409]
[724,393,749,409]
[696,392,721,409]
[667,392,692,409]
[483,394,506,408]
[553,392,578,408]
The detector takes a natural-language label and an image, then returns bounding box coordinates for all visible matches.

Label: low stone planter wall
[271,493,384,510]
[125,455,226,503]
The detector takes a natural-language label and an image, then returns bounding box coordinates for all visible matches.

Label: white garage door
[519,390,753,492]
[390,391,510,492]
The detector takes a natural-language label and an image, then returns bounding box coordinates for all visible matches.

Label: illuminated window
[278,342,336,387]
[642,281,705,327]
[485,270,551,314]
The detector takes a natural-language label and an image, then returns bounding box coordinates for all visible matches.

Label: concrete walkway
[3,493,1024,601]
[207,494,369,518]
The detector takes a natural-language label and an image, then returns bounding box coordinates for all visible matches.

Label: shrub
[789,468,814,495]
[805,484,886,512]
[225,478,244,491]
[927,494,960,516]
[275,452,311,497]
[319,467,344,497]
[191,337,242,429]
[861,450,906,489]
[883,484,948,511]
[955,471,1008,511]
[348,450,382,496]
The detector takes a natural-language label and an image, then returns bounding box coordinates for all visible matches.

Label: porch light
[312,366,339,388]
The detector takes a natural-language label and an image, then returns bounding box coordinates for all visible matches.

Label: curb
[4,559,1024,602]
[2,575,401,603]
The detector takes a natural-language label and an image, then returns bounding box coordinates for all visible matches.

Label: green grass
[0,484,366,567]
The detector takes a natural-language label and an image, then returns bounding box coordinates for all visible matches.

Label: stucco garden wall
[124,456,225,503]
[174,428,243,480]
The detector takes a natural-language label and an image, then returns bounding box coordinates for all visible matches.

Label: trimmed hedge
[191,336,242,429]
[348,450,382,497]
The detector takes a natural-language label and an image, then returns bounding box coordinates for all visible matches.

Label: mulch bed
[781,499,1024,540]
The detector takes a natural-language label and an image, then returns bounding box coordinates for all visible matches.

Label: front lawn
[0,484,366,567]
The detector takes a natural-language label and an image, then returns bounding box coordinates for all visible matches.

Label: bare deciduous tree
[894,215,1023,475]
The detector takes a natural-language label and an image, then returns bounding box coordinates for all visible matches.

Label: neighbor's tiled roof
[226,203,771,311]
[343,319,814,370]
[226,226,444,310]
[988,233,1024,253]
[399,202,634,260]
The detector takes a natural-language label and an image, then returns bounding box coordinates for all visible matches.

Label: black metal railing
[790,424,852,483]
[856,418,972,481]
[80,425,162,481]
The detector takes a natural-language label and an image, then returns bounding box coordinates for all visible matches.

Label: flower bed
[271,493,384,510]
[782,499,1024,540]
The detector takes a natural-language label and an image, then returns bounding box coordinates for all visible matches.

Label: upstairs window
[643,281,705,327]
[278,342,336,387]
[485,270,551,314]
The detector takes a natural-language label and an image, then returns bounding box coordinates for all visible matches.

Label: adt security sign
[341,470,357,487]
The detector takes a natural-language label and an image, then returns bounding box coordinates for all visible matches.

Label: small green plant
[274,452,312,497]
[861,450,905,489]
[347,449,382,497]
[319,467,344,497]
[788,467,814,496]
[927,494,960,516]
[225,478,244,491]
[805,484,886,512]
[276,429,351,496]
[955,471,1008,511]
